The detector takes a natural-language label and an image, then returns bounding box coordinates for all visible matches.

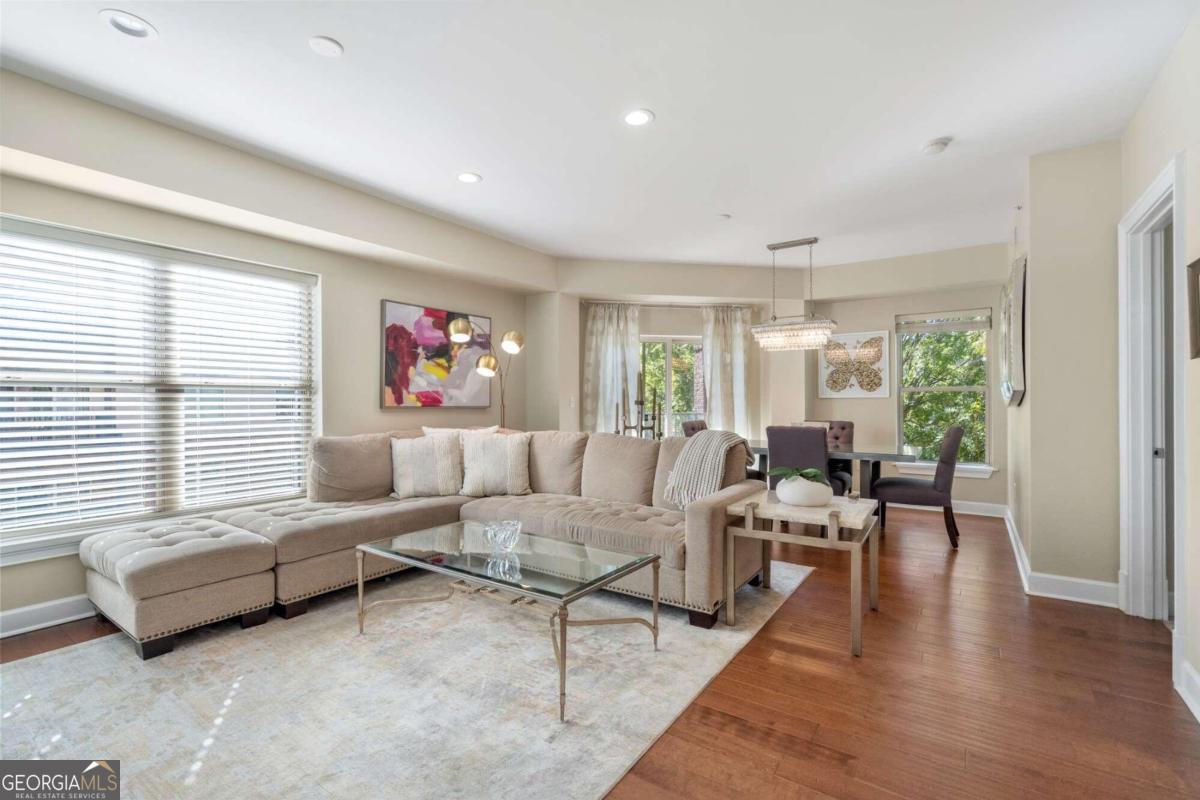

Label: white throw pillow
[391,434,463,499]
[422,425,499,439]
[461,431,532,497]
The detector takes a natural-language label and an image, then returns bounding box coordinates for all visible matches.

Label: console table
[724,491,880,655]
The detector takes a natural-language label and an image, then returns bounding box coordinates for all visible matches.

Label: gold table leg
[356,550,365,635]
[850,540,863,657]
[869,518,880,612]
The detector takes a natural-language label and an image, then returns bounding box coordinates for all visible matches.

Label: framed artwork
[1189,258,1200,359]
[380,299,491,408]
[819,330,890,398]
[1000,255,1027,405]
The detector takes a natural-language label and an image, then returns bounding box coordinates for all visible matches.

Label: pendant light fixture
[750,236,837,351]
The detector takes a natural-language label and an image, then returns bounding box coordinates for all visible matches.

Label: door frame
[1117,156,1190,686]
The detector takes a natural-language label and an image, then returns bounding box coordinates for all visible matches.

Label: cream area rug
[1,564,809,800]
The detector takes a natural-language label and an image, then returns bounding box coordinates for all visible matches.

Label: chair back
[681,420,707,437]
[826,420,854,450]
[765,425,830,489]
[933,426,965,493]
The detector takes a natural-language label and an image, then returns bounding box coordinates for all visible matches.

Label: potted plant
[767,466,834,507]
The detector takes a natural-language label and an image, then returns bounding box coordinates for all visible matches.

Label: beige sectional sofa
[79,429,765,659]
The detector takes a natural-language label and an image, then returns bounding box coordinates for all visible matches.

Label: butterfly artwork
[819,331,891,398]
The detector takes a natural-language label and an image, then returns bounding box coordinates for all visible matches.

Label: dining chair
[765,425,851,496]
[681,420,707,437]
[870,426,964,547]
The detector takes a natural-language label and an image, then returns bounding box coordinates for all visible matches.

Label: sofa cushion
[580,433,659,506]
[652,435,750,510]
[460,493,686,569]
[528,431,588,495]
[210,495,471,563]
[391,434,463,498]
[80,519,275,600]
[307,429,422,502]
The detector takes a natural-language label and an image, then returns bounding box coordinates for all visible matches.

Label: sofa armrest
[683,479,766,611]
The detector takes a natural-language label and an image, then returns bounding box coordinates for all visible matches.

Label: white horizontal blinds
[0,222,316,535]
[895,308,992,334]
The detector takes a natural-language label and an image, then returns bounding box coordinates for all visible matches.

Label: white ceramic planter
[775,476,834,507]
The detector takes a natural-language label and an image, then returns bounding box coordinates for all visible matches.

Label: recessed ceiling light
[718,213,733,220]
[457,172,483,184]
[99,9,157,39]
[922,136,953,155]
[309,35,344,58]
[624,108,655,126]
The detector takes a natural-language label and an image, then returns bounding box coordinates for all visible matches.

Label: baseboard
[0,594,94,638]
[1178,659,1200,724]
[889,500,1007,517]
[1002,508,1119,608]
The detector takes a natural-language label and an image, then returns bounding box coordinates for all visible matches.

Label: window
[640,337,704,437]
[896,309,990,464]
[0,220,317,538]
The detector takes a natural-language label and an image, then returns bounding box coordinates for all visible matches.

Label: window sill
[0,493,305,567]
[894,462,997,480]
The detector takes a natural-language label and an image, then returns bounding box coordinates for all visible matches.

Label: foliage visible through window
[640,338,704,437]
[898,310,990,464]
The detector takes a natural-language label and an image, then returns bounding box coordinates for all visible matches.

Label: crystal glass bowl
[484,520,521,552]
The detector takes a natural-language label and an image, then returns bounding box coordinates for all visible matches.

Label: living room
[1,2,1198,798]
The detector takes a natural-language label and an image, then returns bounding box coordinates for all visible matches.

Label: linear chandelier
[750,236,837,351]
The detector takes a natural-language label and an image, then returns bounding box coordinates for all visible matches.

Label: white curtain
[702,306,751,436]
[583,303,641,433]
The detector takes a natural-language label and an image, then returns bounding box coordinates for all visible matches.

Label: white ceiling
[0,1,1195,268]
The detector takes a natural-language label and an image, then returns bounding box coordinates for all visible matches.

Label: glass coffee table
[355,520,661,721]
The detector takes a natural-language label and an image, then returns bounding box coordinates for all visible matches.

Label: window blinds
[0,220,317,535]
[895,308,992,335]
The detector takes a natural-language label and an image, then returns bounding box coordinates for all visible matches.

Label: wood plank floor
[609,506,1200,800]
[2,508,1196,798]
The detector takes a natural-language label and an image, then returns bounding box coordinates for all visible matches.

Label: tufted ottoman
[80,519,276,659]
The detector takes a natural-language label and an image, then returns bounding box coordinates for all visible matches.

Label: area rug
[0,564,809,800]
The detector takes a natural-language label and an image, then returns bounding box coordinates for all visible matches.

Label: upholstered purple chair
[871,426,964,547]
[765,425,851,496]
[681,420,708,437]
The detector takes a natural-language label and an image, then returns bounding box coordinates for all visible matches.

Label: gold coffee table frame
[355,542,660,722]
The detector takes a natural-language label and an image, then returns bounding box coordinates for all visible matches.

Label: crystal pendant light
[750,237,837,351]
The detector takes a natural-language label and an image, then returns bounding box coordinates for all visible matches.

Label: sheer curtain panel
[702,306,751,436]
[582,303,640,433]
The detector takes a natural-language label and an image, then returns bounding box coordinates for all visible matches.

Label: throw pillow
[461,431,532,497]
[391,434,463,499]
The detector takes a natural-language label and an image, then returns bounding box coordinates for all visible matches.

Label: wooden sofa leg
[688,609,719,629]
[943,506,960,549]
[135,635,174,660]
[275,598,309,619]
[240,607,270,628]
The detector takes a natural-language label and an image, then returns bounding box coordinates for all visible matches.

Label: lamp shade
[500,330,525,354]
[447,317,473,344]
[475,353,499,377]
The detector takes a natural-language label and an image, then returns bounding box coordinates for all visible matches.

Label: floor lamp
[475,330,524,428]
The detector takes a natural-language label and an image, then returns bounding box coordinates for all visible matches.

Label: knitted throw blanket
[663,429,751,509]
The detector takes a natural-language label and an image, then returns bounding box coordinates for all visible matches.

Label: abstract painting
[819,330,890,398]
[381,300,491,408]
[1000,255,1026,405]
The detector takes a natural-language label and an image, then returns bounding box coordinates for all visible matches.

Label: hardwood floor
[609,506,1200,800]
[2,508,1196,798]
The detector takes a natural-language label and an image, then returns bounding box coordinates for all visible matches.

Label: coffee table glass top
[359,521,657,603]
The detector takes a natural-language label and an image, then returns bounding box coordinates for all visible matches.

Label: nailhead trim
[137,601,273,643]
[277,563,409,604]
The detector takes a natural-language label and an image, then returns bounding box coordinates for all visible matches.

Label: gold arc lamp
[447,317,474,344]
[475,329,523,427]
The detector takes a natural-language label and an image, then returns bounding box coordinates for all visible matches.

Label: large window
[896,309,990,464]
[0,220,317,538]
[640,337,704,437]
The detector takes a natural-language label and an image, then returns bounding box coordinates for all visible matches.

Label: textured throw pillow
[391,434,463,499]
[421,425,498,440]
[461,431,532,497]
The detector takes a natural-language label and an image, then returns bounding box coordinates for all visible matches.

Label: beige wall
[0,176,531,612]
[1118,14,1200,672]
[524,292,581,431]
[1007,179,1034,555]
[807,286,1008,505]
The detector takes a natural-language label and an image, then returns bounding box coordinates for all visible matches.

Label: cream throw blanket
[663,429,751,509]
